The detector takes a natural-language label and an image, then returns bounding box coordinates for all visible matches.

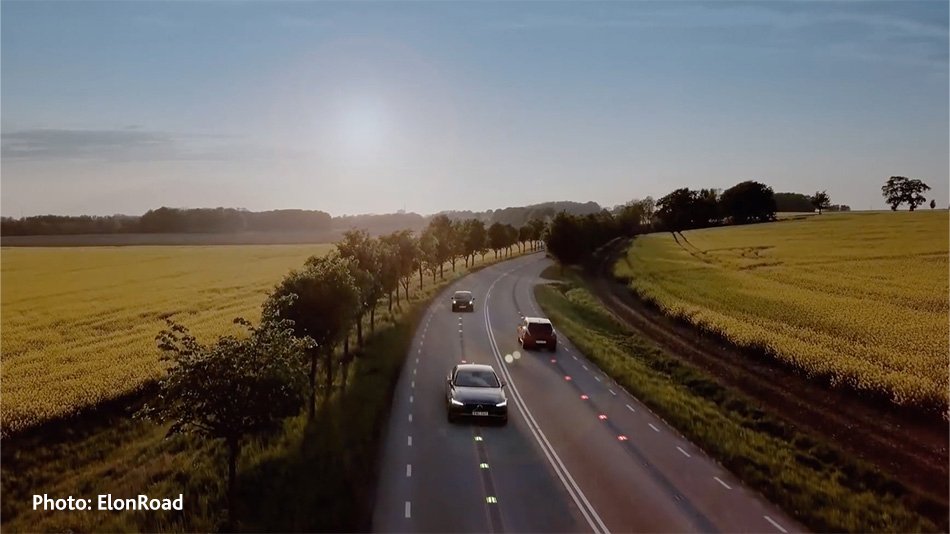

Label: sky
[2,1,947,217]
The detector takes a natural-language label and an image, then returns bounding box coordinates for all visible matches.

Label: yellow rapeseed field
[615,212,949,414]
[1,245,330,435]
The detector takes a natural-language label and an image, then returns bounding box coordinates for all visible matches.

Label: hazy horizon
[2,1,948,217]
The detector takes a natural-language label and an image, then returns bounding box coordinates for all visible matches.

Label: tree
[528,218,547,250]
[503,224,518,257]
[141,297,310,529]
[463,219,487,266]
[389,230,419,301]
[881,176,930,211]
[545,212,585,265]
[694,188,721,227]
[931,199,937,209]
[655,188,697,232]
[270,254,359,416]
[518,225,532,253]
[336,230,382,343]
[720,181,776,224]
[377,237,402,311]
[417,228,440,285]
[487,222,508,258]
[427,215,455,279]
[810,191,831,215]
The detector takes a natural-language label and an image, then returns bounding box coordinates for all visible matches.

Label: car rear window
[528,322,553,336]
[454,292,472,299]
[455,369,500,388]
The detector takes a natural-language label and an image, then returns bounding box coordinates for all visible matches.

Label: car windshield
[454,292,472,299]
[454,369,500,388]
[528,322,553,336]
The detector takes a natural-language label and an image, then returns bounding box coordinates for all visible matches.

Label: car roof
[524,317,552,324]
[455,363,496,373]
[454,290,472,294]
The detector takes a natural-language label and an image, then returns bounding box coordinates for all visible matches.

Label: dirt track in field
[589,239,948,513]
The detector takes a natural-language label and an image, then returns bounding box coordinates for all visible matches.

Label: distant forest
[0,196,841,237]
[0,201,604,237]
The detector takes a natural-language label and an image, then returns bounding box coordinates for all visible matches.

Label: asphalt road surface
[373,253,803,533]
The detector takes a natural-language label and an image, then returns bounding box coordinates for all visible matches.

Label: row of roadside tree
[141,214,549,528]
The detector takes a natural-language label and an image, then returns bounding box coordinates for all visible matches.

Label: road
[373,253,802,533]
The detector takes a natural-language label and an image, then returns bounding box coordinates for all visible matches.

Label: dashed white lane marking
[415,358,419,364]
[418,349,421,354]
[408,414,413,423]
[408,435,412,446]
[764,515,788,533]
[608,389,616,396]
[409,395,413,403]
[676,446,691,458]
[582,365,588,370]
[406,464,412,477]
[564,347,570,352]
[594,376,601,382]
[411,381,414,388]
[413,369,416,375]
[405,501,411,519]
[648,423,660,432]
[714,476,732,490]
[572,355,578,360]
[626,404,636,412]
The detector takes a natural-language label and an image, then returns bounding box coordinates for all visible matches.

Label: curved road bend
[373,253,803,533]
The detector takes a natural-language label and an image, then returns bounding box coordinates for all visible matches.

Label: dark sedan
[451,290,475,312]
[445,363,508,425]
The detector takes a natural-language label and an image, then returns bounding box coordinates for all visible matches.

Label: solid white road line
[405,501,411,519]
[764,515,788,533]
[483,264,610,534]
[714,476,732,490]
[676,446,691,458]
[406,464,412,477]
[648,423,660,432]
[626,404,636,412]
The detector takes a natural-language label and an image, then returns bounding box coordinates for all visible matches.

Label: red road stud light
[618,435,629,441]
[564,376,572,381]
[550,358,556,363]
[580,394,589,400]
[598,414,608,420]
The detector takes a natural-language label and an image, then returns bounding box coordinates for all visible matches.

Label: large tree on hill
[881,176,930,211]
[269,254,359,416]
[142,297,310,529]
[810,191,831,215]
[720,181,776,224]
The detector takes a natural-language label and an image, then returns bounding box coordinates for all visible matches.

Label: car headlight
[495,400,507,407]
[450,398,464,406]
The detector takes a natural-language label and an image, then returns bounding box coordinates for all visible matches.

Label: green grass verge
[2,249,536,532]
[534,267,942,533]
